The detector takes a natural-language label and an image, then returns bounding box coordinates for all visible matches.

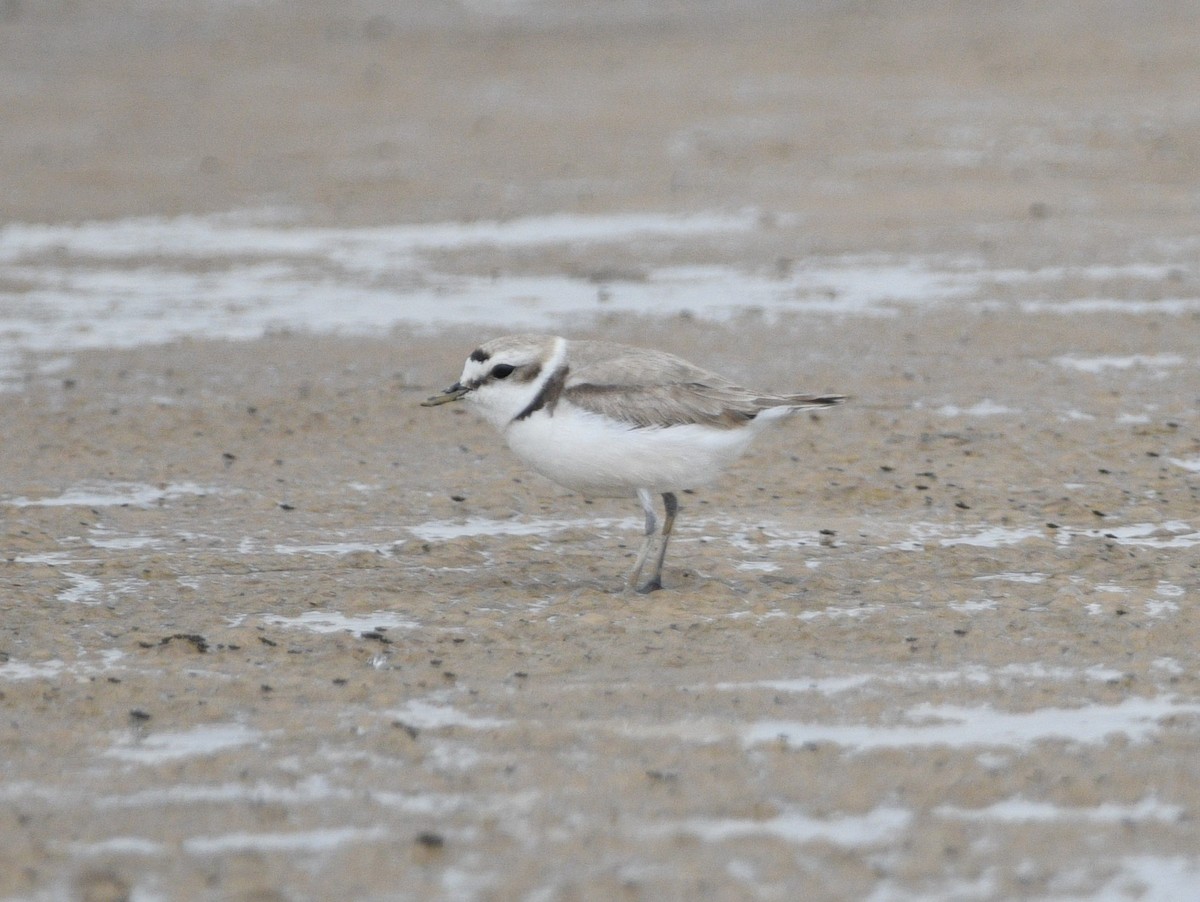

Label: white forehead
[459,335,560,380]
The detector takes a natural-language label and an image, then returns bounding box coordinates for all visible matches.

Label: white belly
[503,405,765,497]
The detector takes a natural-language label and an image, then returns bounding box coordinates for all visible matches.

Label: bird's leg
[626,488,658,592]
[637,492,678,594]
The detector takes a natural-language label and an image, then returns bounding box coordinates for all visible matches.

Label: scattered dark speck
[393,721,419,739]
[513,671,528,679]
[1046,522,1059,529]
[332,677,348,686]
[129,709,152,722]
[1092,509,1106,518]
[1115,608,1128,617]
[159,633,209,653]
[361,631,390,643]
[279,503,295,511]
[953,629,968,636]
[955,501,971,510]
[259,636,277,647]
[450,494,466,502]
[415,831,445,849]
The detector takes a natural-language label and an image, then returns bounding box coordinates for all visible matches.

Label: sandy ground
[3,2,1200,900]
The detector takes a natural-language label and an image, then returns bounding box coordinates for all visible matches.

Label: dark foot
[636,578,664,594]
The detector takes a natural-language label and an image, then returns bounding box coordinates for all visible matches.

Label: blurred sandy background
[5,1,1198,244]
[3,2,1200,900]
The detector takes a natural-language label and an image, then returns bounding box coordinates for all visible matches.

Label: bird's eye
[491,363,516,379]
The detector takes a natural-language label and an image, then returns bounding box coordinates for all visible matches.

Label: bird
[422,335,844,592]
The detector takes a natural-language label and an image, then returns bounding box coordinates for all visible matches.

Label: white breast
[503,402,766,497]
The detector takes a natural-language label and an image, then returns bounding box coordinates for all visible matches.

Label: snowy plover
[422,335,843,592]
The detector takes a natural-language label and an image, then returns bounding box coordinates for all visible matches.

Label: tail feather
[772,394,847,410]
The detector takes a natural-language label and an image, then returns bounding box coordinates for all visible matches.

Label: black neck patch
[514,364,569,421]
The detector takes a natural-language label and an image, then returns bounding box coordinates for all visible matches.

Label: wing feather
[562,341,842,429]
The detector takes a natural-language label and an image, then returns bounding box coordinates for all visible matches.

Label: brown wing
[562,342,841,429]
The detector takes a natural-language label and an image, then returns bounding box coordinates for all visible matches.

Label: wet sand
[3,2,1200,900]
